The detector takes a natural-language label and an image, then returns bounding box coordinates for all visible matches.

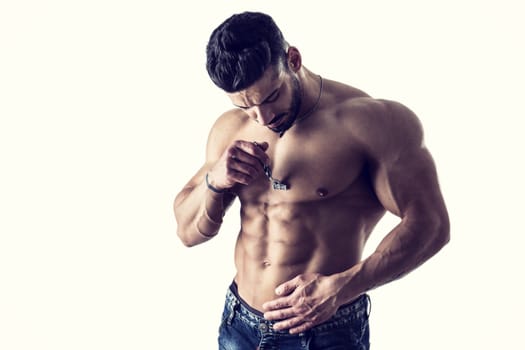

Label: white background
[1,1,524,349]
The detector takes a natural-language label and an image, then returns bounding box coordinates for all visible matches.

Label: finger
[275,277,300,296]
[229,151,261,173]
[288,321,316,335]
[225,168,257,186]
[262,296,292,312]
[253,141,269,152]
[227,155,259,178]
[253,141,270,165]
[233,140,270,166]
[272,316,308,332]
[263,307,296,321]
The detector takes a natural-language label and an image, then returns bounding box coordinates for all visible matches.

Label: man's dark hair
[206,12,288,93]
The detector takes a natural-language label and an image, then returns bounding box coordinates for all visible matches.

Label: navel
[316,188,328,197]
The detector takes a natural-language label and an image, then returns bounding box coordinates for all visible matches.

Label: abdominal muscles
[234,199,374,311]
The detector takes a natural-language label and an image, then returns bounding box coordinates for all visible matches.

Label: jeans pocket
[220,298,239,327]
[310,316,370,349]
[349,317,370,349]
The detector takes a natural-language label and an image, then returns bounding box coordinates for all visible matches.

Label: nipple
[316,188,328,197]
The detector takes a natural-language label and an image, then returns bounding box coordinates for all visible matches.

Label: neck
[296,72,323,123]
[267,68,323,137]
[296,69,322,116]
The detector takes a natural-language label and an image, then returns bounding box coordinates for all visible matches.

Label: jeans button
[259,323,268,332]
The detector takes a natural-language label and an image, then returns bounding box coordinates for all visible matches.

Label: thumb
[256,141,269,151]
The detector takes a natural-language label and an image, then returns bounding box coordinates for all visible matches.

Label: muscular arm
[173,117,236,247]
[337,99,450,300]
[173,111,269,247]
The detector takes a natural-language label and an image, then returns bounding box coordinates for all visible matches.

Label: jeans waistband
[225,281,370,335]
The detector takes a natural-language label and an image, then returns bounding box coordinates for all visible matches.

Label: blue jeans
[218,282,371,350]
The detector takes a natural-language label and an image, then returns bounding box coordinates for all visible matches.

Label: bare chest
[236,122,367,203]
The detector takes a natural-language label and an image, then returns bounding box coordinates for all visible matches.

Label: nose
[252,105,275,125]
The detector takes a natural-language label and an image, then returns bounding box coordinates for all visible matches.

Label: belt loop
[227,297,238,325]
[365,294,372,320]
[300,331,311,348]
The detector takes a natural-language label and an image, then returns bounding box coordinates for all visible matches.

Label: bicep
[368,101,446,218]
[174,112,241,206]
[372,146,445,218]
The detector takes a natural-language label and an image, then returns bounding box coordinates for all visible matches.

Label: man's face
[228,66,302,134]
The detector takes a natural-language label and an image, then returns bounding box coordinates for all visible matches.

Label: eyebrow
[234,88,280,109]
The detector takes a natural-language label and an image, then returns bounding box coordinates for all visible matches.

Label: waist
[225,281,370,335]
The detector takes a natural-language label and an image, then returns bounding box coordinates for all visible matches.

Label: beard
[268,75,302,137]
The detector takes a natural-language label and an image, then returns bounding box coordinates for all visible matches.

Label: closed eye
[264,90,280,104]
[234,88,280,110]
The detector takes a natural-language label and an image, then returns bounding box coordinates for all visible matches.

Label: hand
[262,273,342,334]
[207,140,269,191]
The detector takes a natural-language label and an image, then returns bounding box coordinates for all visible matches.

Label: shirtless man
[174,12,450,350]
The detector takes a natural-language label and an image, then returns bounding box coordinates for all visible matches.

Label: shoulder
[205,108,251,161]
[322,79,423,139]
[347,98,422,137]
[333,94,424,160]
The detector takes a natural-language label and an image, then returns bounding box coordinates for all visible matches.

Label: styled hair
[206,12,288,92]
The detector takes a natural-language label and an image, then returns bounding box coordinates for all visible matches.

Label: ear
[286,47,302,72]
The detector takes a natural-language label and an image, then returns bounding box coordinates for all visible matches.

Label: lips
[268,114,287,129]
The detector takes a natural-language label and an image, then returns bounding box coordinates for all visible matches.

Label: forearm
[174,178,236,247]
[335,214,450,303]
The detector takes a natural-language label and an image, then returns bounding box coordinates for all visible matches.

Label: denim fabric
[218,283,371,350]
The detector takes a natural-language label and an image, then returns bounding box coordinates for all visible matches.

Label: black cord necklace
[278,75,323,138]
